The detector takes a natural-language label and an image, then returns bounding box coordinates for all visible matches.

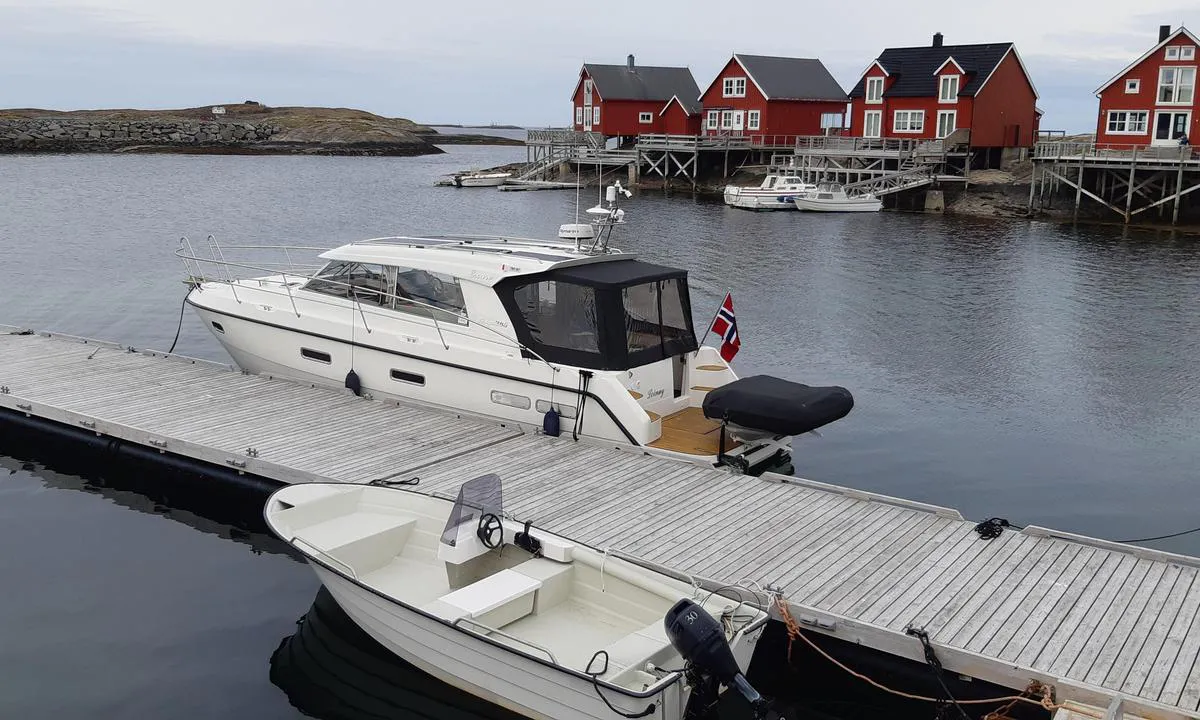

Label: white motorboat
[263,474,770,720]
[722,174,816,211]
[792,187,882,213]
[454,172,512,187]
[177,184,853,475]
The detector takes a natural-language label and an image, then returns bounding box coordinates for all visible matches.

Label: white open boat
[792,187,882,213]
[264,474,770,720]
[722,174,816,210]
[177,184,853,476]
[454,171,512,187]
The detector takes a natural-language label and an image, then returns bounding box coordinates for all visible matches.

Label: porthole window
[390,369,425,386]
[211,321,225,334]
[301,348,331,364]
[490,390,531,410]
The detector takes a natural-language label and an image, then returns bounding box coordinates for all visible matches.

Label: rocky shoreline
[0,103,445,156]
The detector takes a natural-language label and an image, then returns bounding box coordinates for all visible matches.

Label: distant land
[0,102,522,155]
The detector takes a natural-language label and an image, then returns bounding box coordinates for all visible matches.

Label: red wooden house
[847,34,1039,163]
[1094,25,1198,148]
[659,94,703,135]
[570,56,700,141]
[698,54,848,139]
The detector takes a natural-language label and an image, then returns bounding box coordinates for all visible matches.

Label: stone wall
[0,118,282,151]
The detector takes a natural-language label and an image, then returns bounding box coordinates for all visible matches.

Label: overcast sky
[0,1,1193,132]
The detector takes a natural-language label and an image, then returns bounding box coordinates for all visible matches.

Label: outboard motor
[665,598,766,719]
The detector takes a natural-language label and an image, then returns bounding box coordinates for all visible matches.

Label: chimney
[1159,25,1171,42]
[933,32,944,48]
[627,54,635,70]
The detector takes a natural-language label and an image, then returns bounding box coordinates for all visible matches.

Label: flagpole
[699,290,730,347]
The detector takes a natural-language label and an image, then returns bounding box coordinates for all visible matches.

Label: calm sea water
[1,145,1199,719]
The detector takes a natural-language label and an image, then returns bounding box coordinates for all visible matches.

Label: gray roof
[847,43,1014,98]
[581,63,699,103]
[734,54,848,101]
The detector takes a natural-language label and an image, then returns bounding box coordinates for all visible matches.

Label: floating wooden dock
[2,326,1199,720]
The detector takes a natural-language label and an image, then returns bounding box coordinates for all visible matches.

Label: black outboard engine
[665,598,766,719]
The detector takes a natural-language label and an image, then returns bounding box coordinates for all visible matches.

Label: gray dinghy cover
[701,375,853,436]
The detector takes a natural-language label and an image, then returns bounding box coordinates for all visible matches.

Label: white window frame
[1182,47,1196,61]
[722,77,747,98]
[863,110,882,138]
[1157,66,1196,105]
[938,75,959,103]
[638,111,653,124]
[747,110,760,130]
[1166,47,1180,60]
[583,106,592,126]
[1105,110,1149,134]
[706,110,719,130]
[575,106,583,125]
[936,110,957,138]
[1125,79,1140,94]
[583,79,593,105]
[591,105,601,125]
[865,77,884,104]
[720,110,734,129]
[892,110,925,133]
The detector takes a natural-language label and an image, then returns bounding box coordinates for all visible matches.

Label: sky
[0,0,1193,133]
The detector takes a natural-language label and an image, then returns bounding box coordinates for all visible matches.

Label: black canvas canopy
[496,259,699,370]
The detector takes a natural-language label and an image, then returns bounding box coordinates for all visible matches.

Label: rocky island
[0,102,447,156]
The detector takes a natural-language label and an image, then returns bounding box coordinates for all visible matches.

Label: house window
[938,75,959,103]
[1106,110,1149,134]
[863,110,882,138]
[722,77,747,98]
[706,110,719,130]
[583,106,592,125]
[583,79,593,104]
[747,110,760,130]
[592,105,601,124]
[721,110,733,129]
[638,111,653,124]
[1125,79,1140,94]
[820,112,844,129]
[936,110,957,138]
[1158,66,1196,104]
[1167,47,1179,60]
[1182,47,1196,61]
[865,77,884,104]
[893,110,924,133]
[575,106,583,125]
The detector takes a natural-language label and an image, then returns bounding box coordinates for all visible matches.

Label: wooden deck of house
[2,326,1199,720]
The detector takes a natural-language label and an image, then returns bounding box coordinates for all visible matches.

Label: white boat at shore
[177,183,854,476]
[453,171,512,187]
[723,174,815,210]
[263,475,770,720]
[792,187,882,213]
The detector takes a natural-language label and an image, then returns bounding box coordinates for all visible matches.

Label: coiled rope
[771,596,1104,719]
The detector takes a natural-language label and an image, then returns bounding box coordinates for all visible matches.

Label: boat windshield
[440,473,503,547]
[496,260,698,370]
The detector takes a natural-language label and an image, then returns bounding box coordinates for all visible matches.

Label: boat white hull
[314,566,684,720]
[792,196,882,213]
[723,189,802,211]
[457,174,510,187]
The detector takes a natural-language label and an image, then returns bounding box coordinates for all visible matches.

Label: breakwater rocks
[0,105,443,156]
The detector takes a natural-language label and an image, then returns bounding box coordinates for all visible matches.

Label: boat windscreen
[440,473,503,547]
[496,260,698,370]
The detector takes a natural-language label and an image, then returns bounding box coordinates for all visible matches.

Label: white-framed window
[863,110,882,138]
[722,77,747,98]
[936,110,957,138]
[583,107,592,125]
[638,111,653,124]
[747,110,760,130]
[893,110,924,132]
[865,77,884,103]
[592,105,601,124]
[720,110,734,129]
[1125,79,1140,94]
[820,112,843,129]
[938,75,959,103]
[1183,47,1197,61]
[1106,110,1149,134]
[1158,66,1196,104]
[575,106,583,125]
[1167,46,1180,60]
[583,79,593,105]
[706,110,719,130]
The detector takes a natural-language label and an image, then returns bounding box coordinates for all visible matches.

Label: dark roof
[847,42,1014,98]
[734,54,847,101]
[581,63,699,103]
[552,259,686,288]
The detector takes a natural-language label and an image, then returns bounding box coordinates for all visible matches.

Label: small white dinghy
[792,187,882,213]
[455,171,512,187]
[264,474,770,720]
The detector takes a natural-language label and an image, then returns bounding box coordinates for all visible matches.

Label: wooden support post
[1124,147,1138,223]
[1074,150,1085,221]
[1174,156,1186,225]
[1028,163,1038,214]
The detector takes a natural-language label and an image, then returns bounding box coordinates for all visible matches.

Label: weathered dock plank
[3,327,1200,719]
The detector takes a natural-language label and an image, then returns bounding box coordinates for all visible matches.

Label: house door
[583,106,593,132]
[1153,111,1190,145]
[732,110,744,134]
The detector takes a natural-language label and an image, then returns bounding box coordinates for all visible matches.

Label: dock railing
[794,136,919,155]
[1033,140,1199,163]
[636,133,809,151]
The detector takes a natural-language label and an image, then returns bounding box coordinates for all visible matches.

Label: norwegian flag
[709,293,740,362]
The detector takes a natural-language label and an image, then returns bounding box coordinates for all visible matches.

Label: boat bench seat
[292,512,417,576]
[597,621,675,685]
[509,558,573,613]
[431,569,543,629]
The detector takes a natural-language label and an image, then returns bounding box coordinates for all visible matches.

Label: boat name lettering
[646,388,665,399]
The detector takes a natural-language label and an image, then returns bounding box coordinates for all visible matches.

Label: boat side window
[303,261,357,298]
[621,279,691,353]
[512,280,599,352]
[818,192,834,200]
[392,267,468,324]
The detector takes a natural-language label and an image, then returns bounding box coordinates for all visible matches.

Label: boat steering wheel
[477,513,504,549]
